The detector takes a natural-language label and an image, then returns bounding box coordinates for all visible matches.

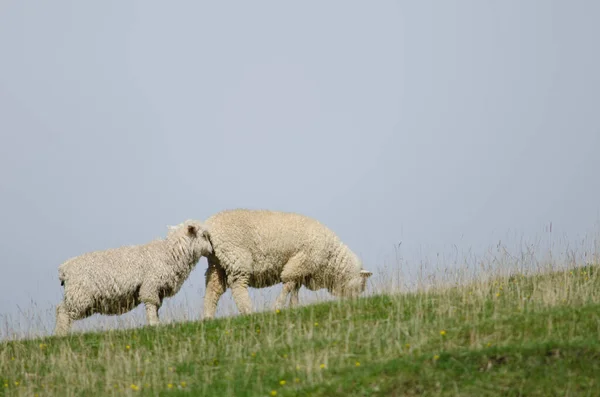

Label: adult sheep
[54,220,212,336]
[202,209,372,319]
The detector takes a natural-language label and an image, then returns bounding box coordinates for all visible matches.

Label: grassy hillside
[1,264,599,396]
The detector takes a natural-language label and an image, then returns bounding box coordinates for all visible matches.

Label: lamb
[201,209,372,319]
[53,219,212,336]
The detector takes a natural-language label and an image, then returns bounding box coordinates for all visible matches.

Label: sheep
[201,209,372,319]
[53,219,212,336]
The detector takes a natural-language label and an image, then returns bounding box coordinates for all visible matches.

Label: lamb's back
[58,244,154,287]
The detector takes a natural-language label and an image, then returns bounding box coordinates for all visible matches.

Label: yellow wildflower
[275,309,281,314]
[440,330,446,336]
[355,361,361,367]
[167,383,173,389]
[271,391,277,396]
[314,322,319,326]
[130,384,139,391]
[126,345,131,350]
[433,355,440,361]
[319,363,326,369]
[181,381,187,388]
[280,380,286,385]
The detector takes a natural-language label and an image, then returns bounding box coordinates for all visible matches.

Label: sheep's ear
[187,225,198,237]
[201,228,210,239]
[360,270,373,278]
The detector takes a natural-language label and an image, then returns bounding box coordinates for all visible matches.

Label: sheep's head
[333,269,373,298]
[167,219,213,259]
[359,269,373,291]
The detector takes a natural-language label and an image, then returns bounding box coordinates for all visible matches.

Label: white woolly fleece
[54,219,212,336]
[202,209,372,319]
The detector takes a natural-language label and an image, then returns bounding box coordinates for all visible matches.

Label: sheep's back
[205,209,340,273]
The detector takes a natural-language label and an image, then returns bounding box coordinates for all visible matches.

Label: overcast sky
[1,1,599,339]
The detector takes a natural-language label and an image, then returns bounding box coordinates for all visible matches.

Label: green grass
[1,264,599,396]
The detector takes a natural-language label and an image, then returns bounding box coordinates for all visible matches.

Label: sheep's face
[168,220,213,259]
[333,270,373,298]
[359,270,373,292]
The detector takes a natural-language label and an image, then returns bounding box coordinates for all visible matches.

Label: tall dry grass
[0,230,599,395]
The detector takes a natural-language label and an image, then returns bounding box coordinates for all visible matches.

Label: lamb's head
[167,219,213,259]
[332,269,373,298]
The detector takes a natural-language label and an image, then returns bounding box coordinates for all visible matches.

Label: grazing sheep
[202,209,372,319]
[54,220,212,336]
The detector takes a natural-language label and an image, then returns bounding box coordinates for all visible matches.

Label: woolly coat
[202,209,372,318]
[54,220,212,335]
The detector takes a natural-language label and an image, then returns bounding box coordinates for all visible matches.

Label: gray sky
[1,1,599,338]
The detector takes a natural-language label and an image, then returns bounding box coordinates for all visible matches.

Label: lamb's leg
[53,302,73,337]
[274,282,297,310]
[140,285,161,326]
[203,261,227,320]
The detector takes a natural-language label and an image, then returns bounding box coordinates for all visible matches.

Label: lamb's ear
[187,224,198,237]
[360,270,373,278]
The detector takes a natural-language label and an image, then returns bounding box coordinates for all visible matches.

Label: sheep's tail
[58,267,66,287]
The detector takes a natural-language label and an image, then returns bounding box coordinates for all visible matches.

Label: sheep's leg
[276,253,309,310]
[274,282,297,310]
[203,260,227,320]
[289,284,301,307]
[230,278,253,315]
[144,302,160,326]
[54,302,73,337]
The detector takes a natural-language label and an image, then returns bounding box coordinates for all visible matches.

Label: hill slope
[1,265,599,396]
